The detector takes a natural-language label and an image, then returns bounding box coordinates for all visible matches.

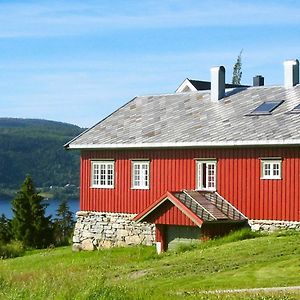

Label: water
[0,198,79,219]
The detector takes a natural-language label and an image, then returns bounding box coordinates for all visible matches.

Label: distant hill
[0,118,84,197]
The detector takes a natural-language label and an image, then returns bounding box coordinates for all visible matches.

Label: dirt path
[202,286,300,294]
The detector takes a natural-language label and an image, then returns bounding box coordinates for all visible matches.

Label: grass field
[0,230,299,299]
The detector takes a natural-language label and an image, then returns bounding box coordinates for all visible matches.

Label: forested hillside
[0,118,84,197]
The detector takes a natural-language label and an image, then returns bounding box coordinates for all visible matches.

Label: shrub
[0,240,24,259]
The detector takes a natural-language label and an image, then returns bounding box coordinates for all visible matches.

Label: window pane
[291,103,300,113]
[132,162,149,188]
[261,159,281,179]
[202,163,207,189]
[92,161,114,187]
[107,164,113,185]
[93,164,99,185]
[273,163,279,176]
[197,164,201,189]
[250,101,283,115]
[264,163,271,176]
[207,164,215,188]
[197,161,216,191]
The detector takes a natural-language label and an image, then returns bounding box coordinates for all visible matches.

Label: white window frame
[196,160,217,191]
[132,160,150,189]
[91,160,115,188]
[261,159,282,180]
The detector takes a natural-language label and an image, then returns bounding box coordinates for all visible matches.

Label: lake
[0,198,80,219]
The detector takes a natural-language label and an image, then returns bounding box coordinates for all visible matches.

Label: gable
[143,199,197,226]
[133,190,247,227]
[175,79,249,93]
[175,78,198,93]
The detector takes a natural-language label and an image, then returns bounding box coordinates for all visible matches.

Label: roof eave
[66,139,300,150]
[63,96,139,149]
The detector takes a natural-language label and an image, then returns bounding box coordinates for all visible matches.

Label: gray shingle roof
[173,190,247,222]
[65,85,300,149]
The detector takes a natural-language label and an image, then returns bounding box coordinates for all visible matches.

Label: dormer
[176,77,249,93]
[175,78,199,93]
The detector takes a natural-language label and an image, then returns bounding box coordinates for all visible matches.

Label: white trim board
[175,78,198,93]
[66,139,300,150]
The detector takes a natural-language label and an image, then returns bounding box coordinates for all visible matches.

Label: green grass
[0,230,299,299]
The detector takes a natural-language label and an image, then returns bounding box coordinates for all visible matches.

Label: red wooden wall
[144,200,196,226]
[80,147,300,221]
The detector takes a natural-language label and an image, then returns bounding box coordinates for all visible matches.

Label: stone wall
[72,212,300,251]
[72,211,155,251]
[249,219,300,232]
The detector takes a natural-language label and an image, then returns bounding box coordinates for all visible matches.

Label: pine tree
[53,198,75,245]
[11,175,53,248]
[232,50,243,85]
[0,214,12,243]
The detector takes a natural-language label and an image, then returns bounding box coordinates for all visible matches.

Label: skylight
[290,103,300,114]
[248,100,284,115]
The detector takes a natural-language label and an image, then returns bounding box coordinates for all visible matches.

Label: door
[166,225,201,250]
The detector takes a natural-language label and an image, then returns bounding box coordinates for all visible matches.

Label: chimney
[284,59,299,88]
[253,75,264,86]
[211,66,225,102]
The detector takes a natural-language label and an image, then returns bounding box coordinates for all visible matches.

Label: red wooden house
[66,60,300,252]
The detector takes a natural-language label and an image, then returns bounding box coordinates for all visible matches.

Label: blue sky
[1,0,300,127]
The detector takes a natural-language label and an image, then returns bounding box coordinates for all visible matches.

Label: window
[91,161,114,188]
[196,160,217,191]
[248,100,284,115]
[132,161,150,189]
[290,103,300,114]
[261,159,282,179]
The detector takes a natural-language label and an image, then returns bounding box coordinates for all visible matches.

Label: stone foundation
[72,211,155,251]
[249,219,300,232]
[72,212,300,251]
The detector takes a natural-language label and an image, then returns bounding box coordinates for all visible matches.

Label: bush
[0,241,24,259]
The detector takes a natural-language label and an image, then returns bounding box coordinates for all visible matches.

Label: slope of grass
[0,231,299,299]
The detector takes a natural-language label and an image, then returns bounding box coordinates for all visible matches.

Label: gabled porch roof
[133,190,247,227]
